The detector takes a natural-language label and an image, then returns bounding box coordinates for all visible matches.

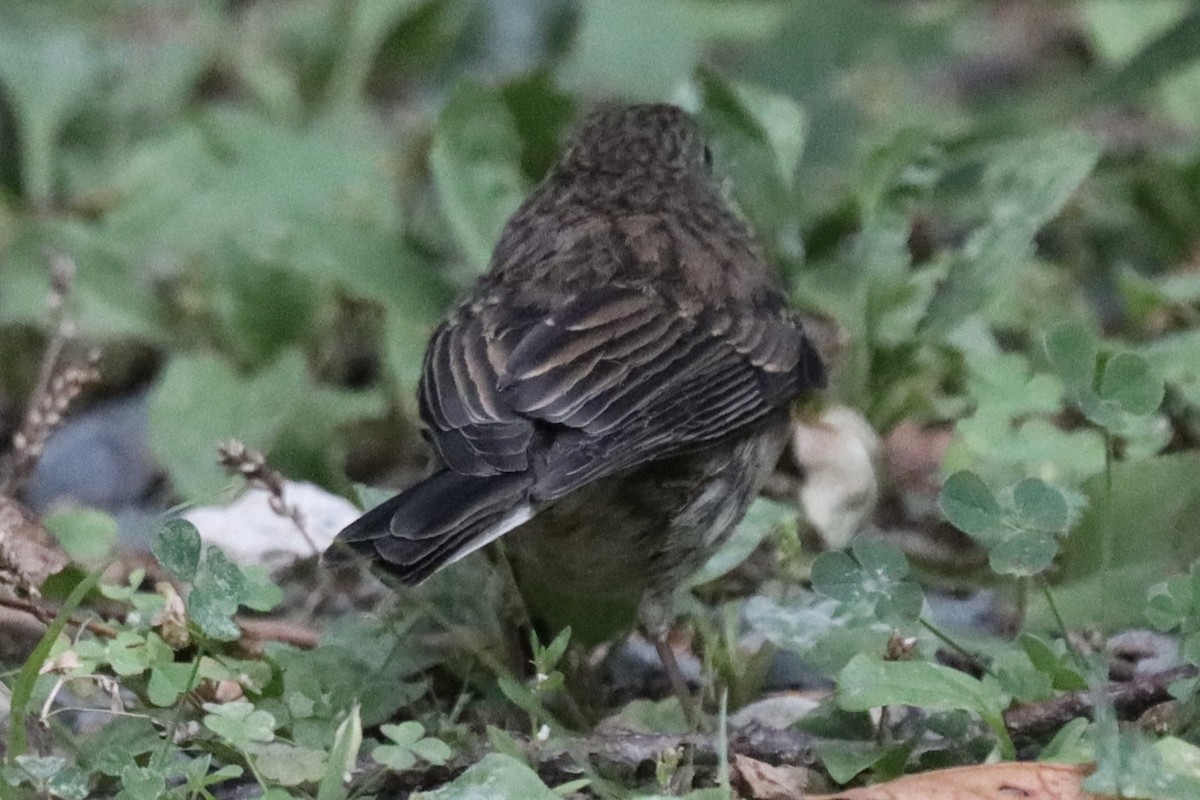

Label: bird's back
[328,103,825,594]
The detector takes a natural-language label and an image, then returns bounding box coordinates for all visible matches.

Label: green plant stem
[716,686,731,797]
[1015,575,1029,632]
[155,640,207,767]
[321,0,361,113]
[1102,431,1116,637]
[919,617,996,678]
[23,116,55,213]
[1037,575,1086,670]
[6,564,105,758]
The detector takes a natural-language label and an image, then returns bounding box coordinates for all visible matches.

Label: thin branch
[217,439,322,557]
[1004,665,1197,740]
[372,722,816,795]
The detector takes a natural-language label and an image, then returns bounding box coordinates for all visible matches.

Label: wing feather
[417,284,824,495]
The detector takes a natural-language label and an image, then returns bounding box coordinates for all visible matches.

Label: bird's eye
[702,145,714,170]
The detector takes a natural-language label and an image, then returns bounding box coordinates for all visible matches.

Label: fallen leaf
[809,762,1095,800]
[793,406,881,550]
[734,753,812,799]
[0,494,69,597]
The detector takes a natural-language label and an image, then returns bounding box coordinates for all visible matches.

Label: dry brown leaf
[733,753,812,799]
[793,405,880,550]
[882,421,954,500]
[0,494,69,596]
[153,581,191,649]
[809,762,1096,800]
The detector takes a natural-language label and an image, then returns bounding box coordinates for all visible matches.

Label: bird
[325,102,826,718]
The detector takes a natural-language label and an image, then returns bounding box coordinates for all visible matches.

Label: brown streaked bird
[325,103,825,715]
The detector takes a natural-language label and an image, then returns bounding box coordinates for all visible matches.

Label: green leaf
[117,765,166,800]
[811,540,923,623]
[429,81,526,271]
[1039,717,1091,763]
[537,627,572,673]
[1044,323,1098,390]
[485,725,525,762]
[188,547,245,642]
[697,73,807,189]
[1142,330,1200,413]
[853,538,910,583]
[496,674,553,724]
[413,753,558,800]
[1092,8,1200,105]
[105,631,171,677]
[14,755,66,781]
[148,350,381,500]
[1145,568,1200,634]
[1006,540,1056,584]
[152,519,202,581]
[837,654,1014,758]
[1012,478,1069,533]
[942,474,1067,577]
[725,82,807,188]
[372,744,415,772]
[237,565,285,613]
[147,663,200,707]
[924,132,1101,334]
[744,594,893,677]
[697,71,806,260]
[813,740,889,785]
[246,742,327,787]
[380,721,424,747]
[0,7,105,207]
[318,704,361,800]
[558,0,701,101]
[44,507,117,564]
[202,701,277,746]
[46,764,89,800]
[1085,723,1200,798]
[1099,352,1164,416]
[1030,451,1200,631]
[939,471,1003,536]
[318,0,423,113]
[8,566,103,757]
[608,698,690,735]
[409,738,452,766]
[992,648,1053,703]
[1020,633,1087,692]
[810,551,862,603]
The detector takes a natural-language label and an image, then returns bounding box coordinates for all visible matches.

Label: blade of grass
[6,564,106,757]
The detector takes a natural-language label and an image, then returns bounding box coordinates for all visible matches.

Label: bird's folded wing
[419,285,825,497]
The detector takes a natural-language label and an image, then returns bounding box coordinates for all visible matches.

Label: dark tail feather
[323,470,532,585]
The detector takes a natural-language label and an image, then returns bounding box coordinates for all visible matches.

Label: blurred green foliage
[4,0,1200,796]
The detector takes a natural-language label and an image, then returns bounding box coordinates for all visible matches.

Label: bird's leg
[652,632,700,729]
[639,598,702,729]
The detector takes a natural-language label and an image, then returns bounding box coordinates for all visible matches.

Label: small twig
[0,594,119,637]
[1004,664,1198,740]
[0,591,320,651]
[217,439,322,557]
[236,617,321,651]
[375,722,816,795]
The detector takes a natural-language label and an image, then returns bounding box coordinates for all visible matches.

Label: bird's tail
[323,470,533,585]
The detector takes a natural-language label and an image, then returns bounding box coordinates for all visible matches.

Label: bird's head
[557,103,713,181]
